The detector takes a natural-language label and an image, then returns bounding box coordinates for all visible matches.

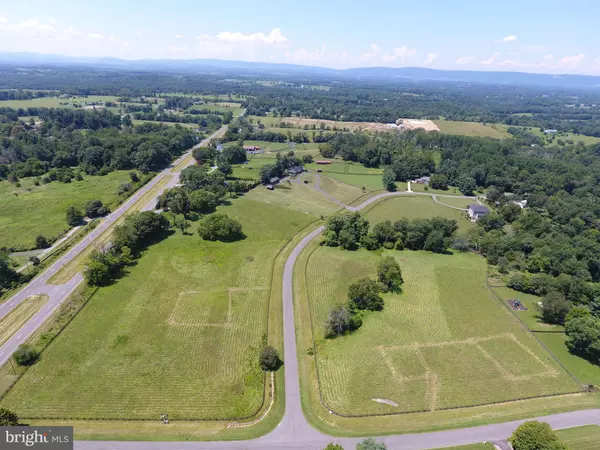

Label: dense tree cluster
[0,108,197,180]
[323,212,370,250]
[85,211,170,286]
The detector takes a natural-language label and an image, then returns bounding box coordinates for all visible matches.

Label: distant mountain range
[1,51,600,88]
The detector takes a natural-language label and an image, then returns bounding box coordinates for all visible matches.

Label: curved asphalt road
[0,126,227,368]
[77,190,600,449]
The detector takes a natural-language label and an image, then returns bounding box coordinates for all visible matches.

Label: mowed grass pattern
[363,196,473,231]
[1,197,314,419]
[305,248,580,416]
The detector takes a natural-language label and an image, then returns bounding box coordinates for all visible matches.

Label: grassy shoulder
[0,171,134,250]
[0,295,48,345]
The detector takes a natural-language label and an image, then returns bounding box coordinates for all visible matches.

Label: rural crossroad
[0,125,227,368]
[76,188,600,449]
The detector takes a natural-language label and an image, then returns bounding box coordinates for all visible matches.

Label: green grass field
[557,425,600,449]
[434,120,511,139]
[535,333,600,386]
[1,193,315,419]
[433,196,476,209]
[318,175,365,204]
[363,196,473,231]
[491,287,564,332]
[131,120,197,129]
[0,172,132,250]
[411,183,466,197]
[196,102,243,116]
[326,173,391,192]
[303,248,581,416]
[0,96,120,109]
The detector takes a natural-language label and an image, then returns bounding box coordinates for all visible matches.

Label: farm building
[243,145,263,154]
[413,176,431,184]
[288,165,304,176]
[316,160,332,165]
[543,129,558,134]
[467,204,490,221]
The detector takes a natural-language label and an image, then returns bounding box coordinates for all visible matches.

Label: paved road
[77,189,600,449]
[0,126,226,368]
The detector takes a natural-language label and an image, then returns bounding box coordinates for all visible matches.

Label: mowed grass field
[304,248,581,416]
[0,172,131,250]
[363,196,473,231]
[1,194,315,419]
[433,120,511,139]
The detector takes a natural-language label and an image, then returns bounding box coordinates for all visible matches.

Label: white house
[467,204,490,222]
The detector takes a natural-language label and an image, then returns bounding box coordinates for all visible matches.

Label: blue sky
[1,0,598,74]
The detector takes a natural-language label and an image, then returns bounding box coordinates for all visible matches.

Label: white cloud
[370,43,380,52]
[48,18,56,25]
[523,44,545,52]
[174,34,184,39]
[136,30,141,36]
[87,32,104,40]
[0,18,56,38]
[543,54,555,61]
[481,52,500,65]
[424,53,438,65]
[392,46,416,57]
[379,46,416,65]
[361,51,378,61]
[214,28,287,45]
[167,45,186,54]
[455,56,476,65]
[557,53,585,68]
[495,35,517,43]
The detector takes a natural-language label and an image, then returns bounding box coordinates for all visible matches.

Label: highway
[0,126,226,368]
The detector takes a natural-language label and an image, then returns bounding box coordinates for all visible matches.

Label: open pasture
[363,196,473,231]
[0,171,132,250]
[1,195,314,419]
[433,120,511,139]
[303,248,580,416]
[0,95,120,110]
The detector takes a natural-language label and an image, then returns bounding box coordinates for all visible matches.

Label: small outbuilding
[270,177,280,185]
[413,176,431,184]
[467,204,490,221]
[316,160,332,165]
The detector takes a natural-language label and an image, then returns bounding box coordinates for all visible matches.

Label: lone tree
[0,407,18,426]
[509,421,568,450]
[377,256,404,293]
[324,305,362,338]
[198,214,244,242]
[13,344,39,366]
[35,235,50,249]
[540,291,572,325]
[323,444,344,450]
[259,346,282,371]
[65,206,83,227]
[382,168,396,192]
[348,278,384,311]
[85,199,110,218]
